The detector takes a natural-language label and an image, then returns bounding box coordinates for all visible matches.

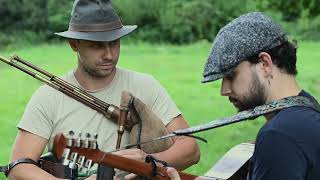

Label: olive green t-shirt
[18,67,181,153]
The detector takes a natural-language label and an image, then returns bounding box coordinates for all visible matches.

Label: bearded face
[73,39,120,79]
[221,61,268,112]
[229,71,267,111]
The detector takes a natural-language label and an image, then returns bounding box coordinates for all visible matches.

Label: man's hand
[167,167,181,180]
[112,148,148,179]
[112,148,147,162]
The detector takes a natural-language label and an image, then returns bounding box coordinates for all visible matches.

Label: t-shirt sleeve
[251,131,308,180]
[148,77,181,125]
[17,85,57,139]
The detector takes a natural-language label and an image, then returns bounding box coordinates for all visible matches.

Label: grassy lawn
[0,41,319,179]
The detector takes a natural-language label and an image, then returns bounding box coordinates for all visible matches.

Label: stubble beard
[79,57,116,79]
[82,63,115,78]
[234,72,267,112]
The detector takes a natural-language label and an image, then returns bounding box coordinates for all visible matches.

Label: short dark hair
[247,40,298,75]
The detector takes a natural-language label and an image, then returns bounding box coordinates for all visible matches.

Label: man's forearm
[152,136,200,170]
[8,164,63,180]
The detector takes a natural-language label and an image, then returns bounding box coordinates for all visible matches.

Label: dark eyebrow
[225,69,237,79]
[92,42,104,45]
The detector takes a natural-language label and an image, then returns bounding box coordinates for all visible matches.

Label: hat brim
[201,67,235,83]
[54,25,137,42]
[201,73,224,83]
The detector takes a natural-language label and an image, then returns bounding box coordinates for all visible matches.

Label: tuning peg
[83,133,91,148]
[91,133,98,149]
[69,130,75,136]
[70,152,78,161]
[67,131,75,147]
[75,132,82,147]
[68,161,78,170]
[77,156,86,168]
[69,152,78,169]
[86,133,91,138]
[78,159,93,176]
[62,148,70,166]
[84,159,93,170]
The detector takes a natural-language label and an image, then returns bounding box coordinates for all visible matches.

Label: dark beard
[233,73,267,112]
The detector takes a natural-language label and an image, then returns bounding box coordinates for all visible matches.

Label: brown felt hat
[55,0,137,42]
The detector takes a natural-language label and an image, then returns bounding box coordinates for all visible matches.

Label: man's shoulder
[31,84,64,103]
[259,90,320,138]
[36,84,59,95]
[274,105,320,124]
[265,106,319,127]
[259,106,320,144]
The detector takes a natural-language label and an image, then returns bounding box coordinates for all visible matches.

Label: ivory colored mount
[61,131,99,175]
[65,131,98,149]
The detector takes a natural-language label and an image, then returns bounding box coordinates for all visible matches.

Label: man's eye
[226,74,234,80]
[109,41,117,46]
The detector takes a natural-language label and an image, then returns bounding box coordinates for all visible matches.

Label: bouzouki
[52,133,252,180]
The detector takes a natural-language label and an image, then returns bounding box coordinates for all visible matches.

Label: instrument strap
[174,95,320,136]
[145,155,168,177]
[0,158,38,177]
[124,95,320,148]
[0,157,78,179]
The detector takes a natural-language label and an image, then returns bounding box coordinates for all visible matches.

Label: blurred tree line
[0,0,320,48]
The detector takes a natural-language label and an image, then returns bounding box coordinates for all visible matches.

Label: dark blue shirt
[247,90,320,180]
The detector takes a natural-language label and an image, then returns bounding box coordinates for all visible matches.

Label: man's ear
[258,52,273,77]
[68,39,79,52]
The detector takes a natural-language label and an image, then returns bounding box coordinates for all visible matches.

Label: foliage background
[1,0,320,48]
[0,0,320,179]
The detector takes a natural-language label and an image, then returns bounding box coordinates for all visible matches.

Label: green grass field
[0,41,319,179]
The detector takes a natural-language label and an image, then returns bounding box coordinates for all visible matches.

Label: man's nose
[220,78,232,96]
[102,45,112,59]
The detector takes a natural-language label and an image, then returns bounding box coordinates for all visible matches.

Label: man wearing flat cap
[8,0,199,179]
[167,12,320,180]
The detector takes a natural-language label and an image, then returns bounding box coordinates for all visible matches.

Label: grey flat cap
[202,12,287,83]
[55,0,137,42]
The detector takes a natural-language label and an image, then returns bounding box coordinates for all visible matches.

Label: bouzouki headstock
[53,132,104,174]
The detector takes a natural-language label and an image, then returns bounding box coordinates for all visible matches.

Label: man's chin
[233,104,249,112]
[97,68,115,77]
[88,70,113,79]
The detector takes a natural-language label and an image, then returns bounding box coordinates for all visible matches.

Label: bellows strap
[0,158,38,177]
[1,157,78,179]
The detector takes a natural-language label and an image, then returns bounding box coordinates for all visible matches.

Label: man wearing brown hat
[167,12,320,180]
[7,0,199,179]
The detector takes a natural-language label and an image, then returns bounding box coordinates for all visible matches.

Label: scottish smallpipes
[0,55,130,149]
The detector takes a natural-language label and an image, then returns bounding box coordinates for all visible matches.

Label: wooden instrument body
[52,133,253,180]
